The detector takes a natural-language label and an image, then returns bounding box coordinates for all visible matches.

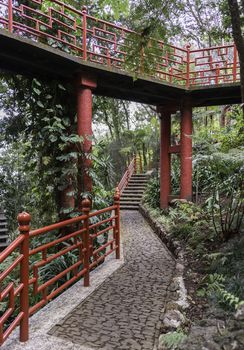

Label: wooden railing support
[82,198,91,287]
[114,187,120,259]
[18,212,31,343]
[82,6,87,61]
[8,0,13,33]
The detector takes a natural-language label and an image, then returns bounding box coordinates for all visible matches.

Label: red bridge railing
[118,154,143,193]
[0,1,240,87]
[0,191,120,345]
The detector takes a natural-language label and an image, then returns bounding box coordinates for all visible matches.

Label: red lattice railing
[0,192,120,346]
[0,1,239,87]
[189,44,239,87]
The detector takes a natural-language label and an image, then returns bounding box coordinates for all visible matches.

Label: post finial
[82,197,91,214]
[114,187,120,202]
[82,5,87,13]
[17,212,31,234]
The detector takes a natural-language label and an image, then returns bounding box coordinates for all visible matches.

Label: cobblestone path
[50,211,175,350]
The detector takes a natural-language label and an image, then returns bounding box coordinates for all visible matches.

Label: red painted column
[180,97,193,201]
[77,74,97,197]
[158,107,172,209]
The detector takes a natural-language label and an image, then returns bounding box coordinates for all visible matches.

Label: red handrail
[117,154,143,193]
[0,190,120,345]
[0,0,239,87]
[117,156,135,193]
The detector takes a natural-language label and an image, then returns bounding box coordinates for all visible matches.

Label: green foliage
[197,273,244,310]
[159,330,187,349]
[219,108,244,151]
[143,173,160,208]
[207,186,244,241]
[193,148,244,199]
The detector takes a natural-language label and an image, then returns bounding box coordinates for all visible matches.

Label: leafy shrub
[143,173,160,208]
[197,273,244,310]
[205,178,244,241]
[159,331,187,349]
[193,148,244,201]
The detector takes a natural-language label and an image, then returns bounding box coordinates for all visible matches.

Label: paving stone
[49,211,175,349]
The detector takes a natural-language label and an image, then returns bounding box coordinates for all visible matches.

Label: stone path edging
[139,204,190,347]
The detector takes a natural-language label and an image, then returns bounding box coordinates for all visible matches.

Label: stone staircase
[120,174,149,210]
[0,209,8,251]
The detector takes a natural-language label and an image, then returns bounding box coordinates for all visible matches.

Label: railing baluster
[18,212,31,343]
[114,188,120,259]
[233,44,237,82]
[8,0,13,33]
[82,198,91,287]
[186,44,191,88]
[82,6,87,61]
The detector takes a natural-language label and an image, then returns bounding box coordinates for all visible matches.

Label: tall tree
[227,0,244,110]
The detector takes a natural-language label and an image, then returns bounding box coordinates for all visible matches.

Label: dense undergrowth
[143,111,244,348]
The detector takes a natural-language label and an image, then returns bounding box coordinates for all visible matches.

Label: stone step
[123,191,144,195]
[0,242,8,247]
[126,186,146,190]
[120,203,139,209]
[127,182,147,185]
[120,198,141,202]
[130,175,148,180]
[129,177,148,182]
[120,205,139,210]
[121,193,142,197]
[120,203,140,207]
[121,198,142,202]
[0,228,7,232]
[127,181,147,185]
[0,234,8,239]
[121,200,140,205]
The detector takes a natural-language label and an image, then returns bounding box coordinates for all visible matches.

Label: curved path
[50,211,175,350]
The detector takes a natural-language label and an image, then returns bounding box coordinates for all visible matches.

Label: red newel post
[8,0,13,33]
[18,212,31,342]
[82,198,91,287]
[114,188,120,259]
[180,97,193,201]
[186,44,191,88]
[82,6,87,61]
[233,44,237,82]
[215,64,220,85]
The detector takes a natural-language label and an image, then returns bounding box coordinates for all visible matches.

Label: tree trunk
[227,0,244,115]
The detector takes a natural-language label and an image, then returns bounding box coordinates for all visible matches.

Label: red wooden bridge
[0,0,241,106]
[0,0,241,205]
[0,1,242,346]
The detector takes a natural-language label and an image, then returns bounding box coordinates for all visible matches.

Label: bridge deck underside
[0,31,241,107]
